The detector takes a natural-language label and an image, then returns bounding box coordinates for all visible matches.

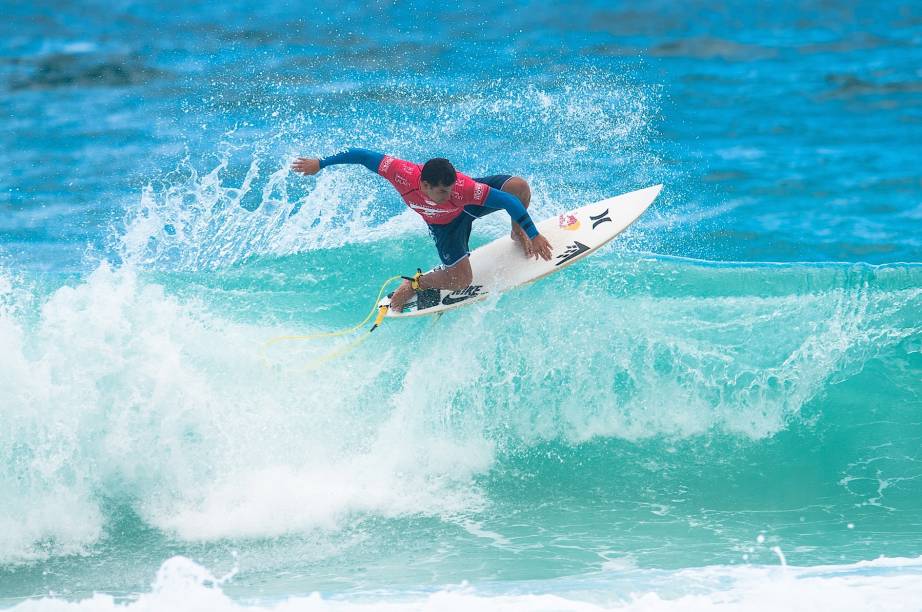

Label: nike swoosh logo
[441,294,475,305]
[441,286,485,305]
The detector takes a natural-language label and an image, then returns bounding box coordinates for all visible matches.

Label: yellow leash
[261,274,404,371]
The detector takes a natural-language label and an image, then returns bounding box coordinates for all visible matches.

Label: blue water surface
[2,1,921,609]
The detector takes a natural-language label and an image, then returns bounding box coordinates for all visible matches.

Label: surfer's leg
[388,256,473,313]
[423,256,473,290]
[388,280,414,312]
[424,219,474,291]
[389,217,475,313]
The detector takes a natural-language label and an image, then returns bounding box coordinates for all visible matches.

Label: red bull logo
[558,213,581,231]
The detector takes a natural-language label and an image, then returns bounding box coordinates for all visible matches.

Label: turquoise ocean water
[2,1,922,610]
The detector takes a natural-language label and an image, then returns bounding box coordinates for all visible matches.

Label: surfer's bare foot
[388,280,415,313]
[511,227,534,257]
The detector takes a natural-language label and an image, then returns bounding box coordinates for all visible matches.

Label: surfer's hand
[291,157,320,176]
[531,234,553,261]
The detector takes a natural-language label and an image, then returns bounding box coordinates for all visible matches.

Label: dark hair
[421,158,456,187]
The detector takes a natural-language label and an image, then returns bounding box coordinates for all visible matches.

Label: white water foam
[0,264,489,563]
[10,555,922,611]
[2,257,916,563]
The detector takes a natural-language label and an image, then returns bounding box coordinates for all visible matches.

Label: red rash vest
[377,155,491,225]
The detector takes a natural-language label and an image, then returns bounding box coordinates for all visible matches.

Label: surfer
[291,148,553,312]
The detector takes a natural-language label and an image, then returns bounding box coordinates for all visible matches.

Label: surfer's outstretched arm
[318,148,384,171]
[291,148,385,175]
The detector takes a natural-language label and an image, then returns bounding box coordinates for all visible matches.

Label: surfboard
[381,184,663,318]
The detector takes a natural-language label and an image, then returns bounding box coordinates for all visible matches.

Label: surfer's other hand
[531,234,553,261]
[291,157,320,176]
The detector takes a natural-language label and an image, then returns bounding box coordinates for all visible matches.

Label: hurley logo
[589,208,612,229]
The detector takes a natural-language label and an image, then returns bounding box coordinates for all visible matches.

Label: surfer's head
[420,158,456,203]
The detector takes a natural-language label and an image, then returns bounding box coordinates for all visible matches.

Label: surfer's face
[421,180,453,204]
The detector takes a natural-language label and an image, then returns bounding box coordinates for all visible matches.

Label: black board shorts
[427,174,513,267]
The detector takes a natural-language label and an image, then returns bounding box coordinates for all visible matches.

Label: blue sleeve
[318,148,385,173]
[484,188,539,239]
